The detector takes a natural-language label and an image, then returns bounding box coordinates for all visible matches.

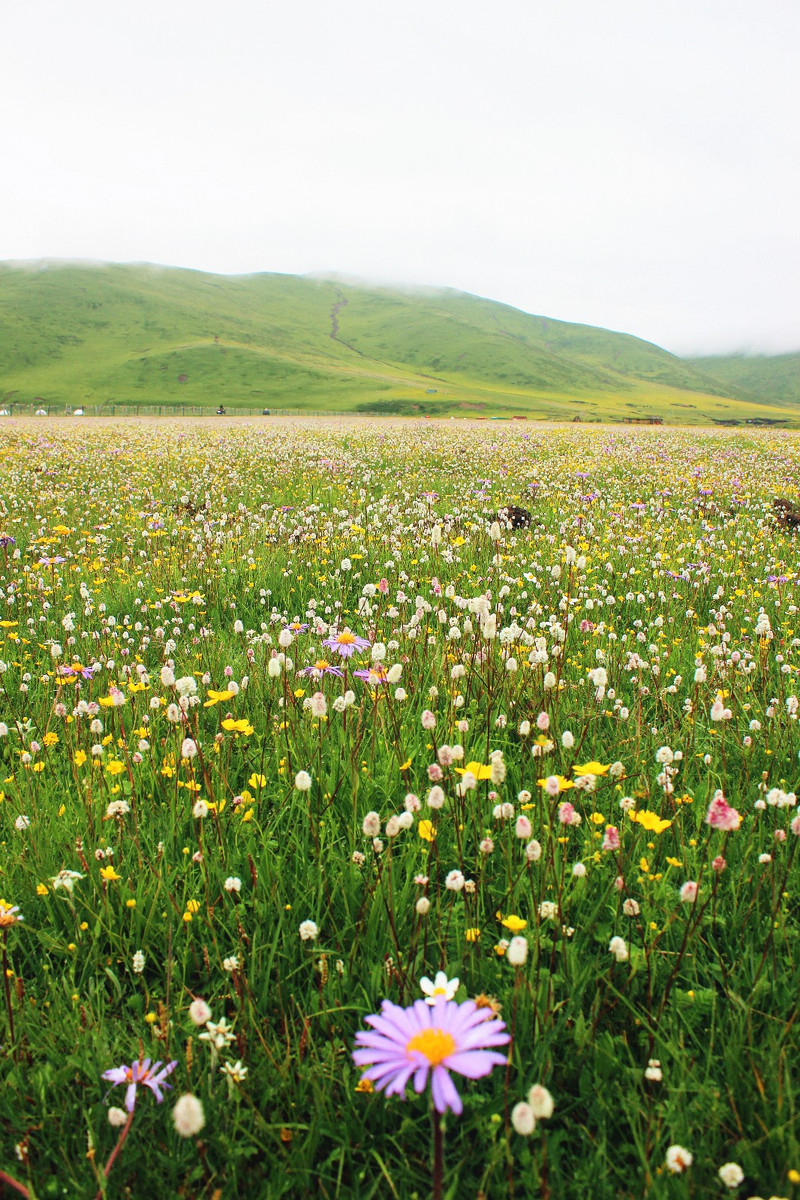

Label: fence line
[0,402,350,418]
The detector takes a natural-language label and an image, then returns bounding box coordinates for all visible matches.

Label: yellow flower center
[314,660,330,670]
[336,631,356,644]
[406,1028,456,1065]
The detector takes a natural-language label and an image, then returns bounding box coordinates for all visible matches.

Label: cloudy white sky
[2,0,798,355]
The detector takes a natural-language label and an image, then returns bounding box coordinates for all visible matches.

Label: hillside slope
[686,352,800,408]
[0,261,795,422]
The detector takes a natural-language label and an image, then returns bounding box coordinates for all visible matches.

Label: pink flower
[536,712,550,731]
[602,826,620,851]
[378,578,389,594]
[421,710,437,730]
[352,998,509,1114]
[515,815,532,839]
[705,795,741,831]
[712,856,727,873]
[679,880,698,904]
[557,802,575,825]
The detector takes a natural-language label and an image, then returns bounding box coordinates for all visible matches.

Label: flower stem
[95,1109,134,1200]
[2,930,16,1055]
[432,1108,443,1200]
[0,1168,30,1198]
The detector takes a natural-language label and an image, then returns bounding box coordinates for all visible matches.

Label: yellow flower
[537,775,574,791]
[185,899,201,913]
[630,810,672,834]
[666,856,683,868]
[36,883,48,896]
[464,928,481,942]
[455,761,494,780]
[639,857,650,874]
[355,1077,374,1093]
[572,761,611,776]
[248,773,266,789]
[99,866,121,882]
[32,762,45,774]
[498,913,527,932]
[203,689,235,707]
[399,757,413,771]
[418,819,436,842]
[105,761,125,776]
[74,750,87,767]
[221,718,254,734]
[590,812,605,825]
[42,732,59,748]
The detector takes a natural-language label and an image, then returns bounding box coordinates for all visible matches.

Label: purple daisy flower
[352,998,509,1114]
[353,664,389,686]
[322,629,371,659]
[102,1057,178,1112]
[285,622,310,634]
[57,663,95,681]
[298,658,345,678]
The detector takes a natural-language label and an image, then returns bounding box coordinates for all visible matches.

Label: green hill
[0,260,796,423]
[686,352,800,408]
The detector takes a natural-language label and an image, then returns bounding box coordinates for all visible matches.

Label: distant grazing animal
[497,505,532,529]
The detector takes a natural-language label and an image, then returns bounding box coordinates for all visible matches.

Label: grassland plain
[0,417,799,1199]
[1,262,797,424]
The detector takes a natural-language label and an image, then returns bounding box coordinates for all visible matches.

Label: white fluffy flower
[665,1145,693,1174]
[527,1084,554,1118]
[511,1102,536,1135]
[507,936,528,966]
[609,936,629,962]
[717,1163,744,1189]
[172,1093,205,1137]
[188,998,212,1026]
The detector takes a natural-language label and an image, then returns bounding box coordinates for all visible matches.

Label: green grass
[0,418,799,1198]
[0,260,797,424]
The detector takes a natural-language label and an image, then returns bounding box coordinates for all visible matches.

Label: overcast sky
[2,0,798,355]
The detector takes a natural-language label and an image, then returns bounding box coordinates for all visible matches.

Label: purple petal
[444,1050,508,1079]
[431,1066,462,1115]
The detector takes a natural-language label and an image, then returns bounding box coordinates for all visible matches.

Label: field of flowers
[1,416,799,1200]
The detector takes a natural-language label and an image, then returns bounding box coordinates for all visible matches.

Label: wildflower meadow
[1,416,799,1199]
